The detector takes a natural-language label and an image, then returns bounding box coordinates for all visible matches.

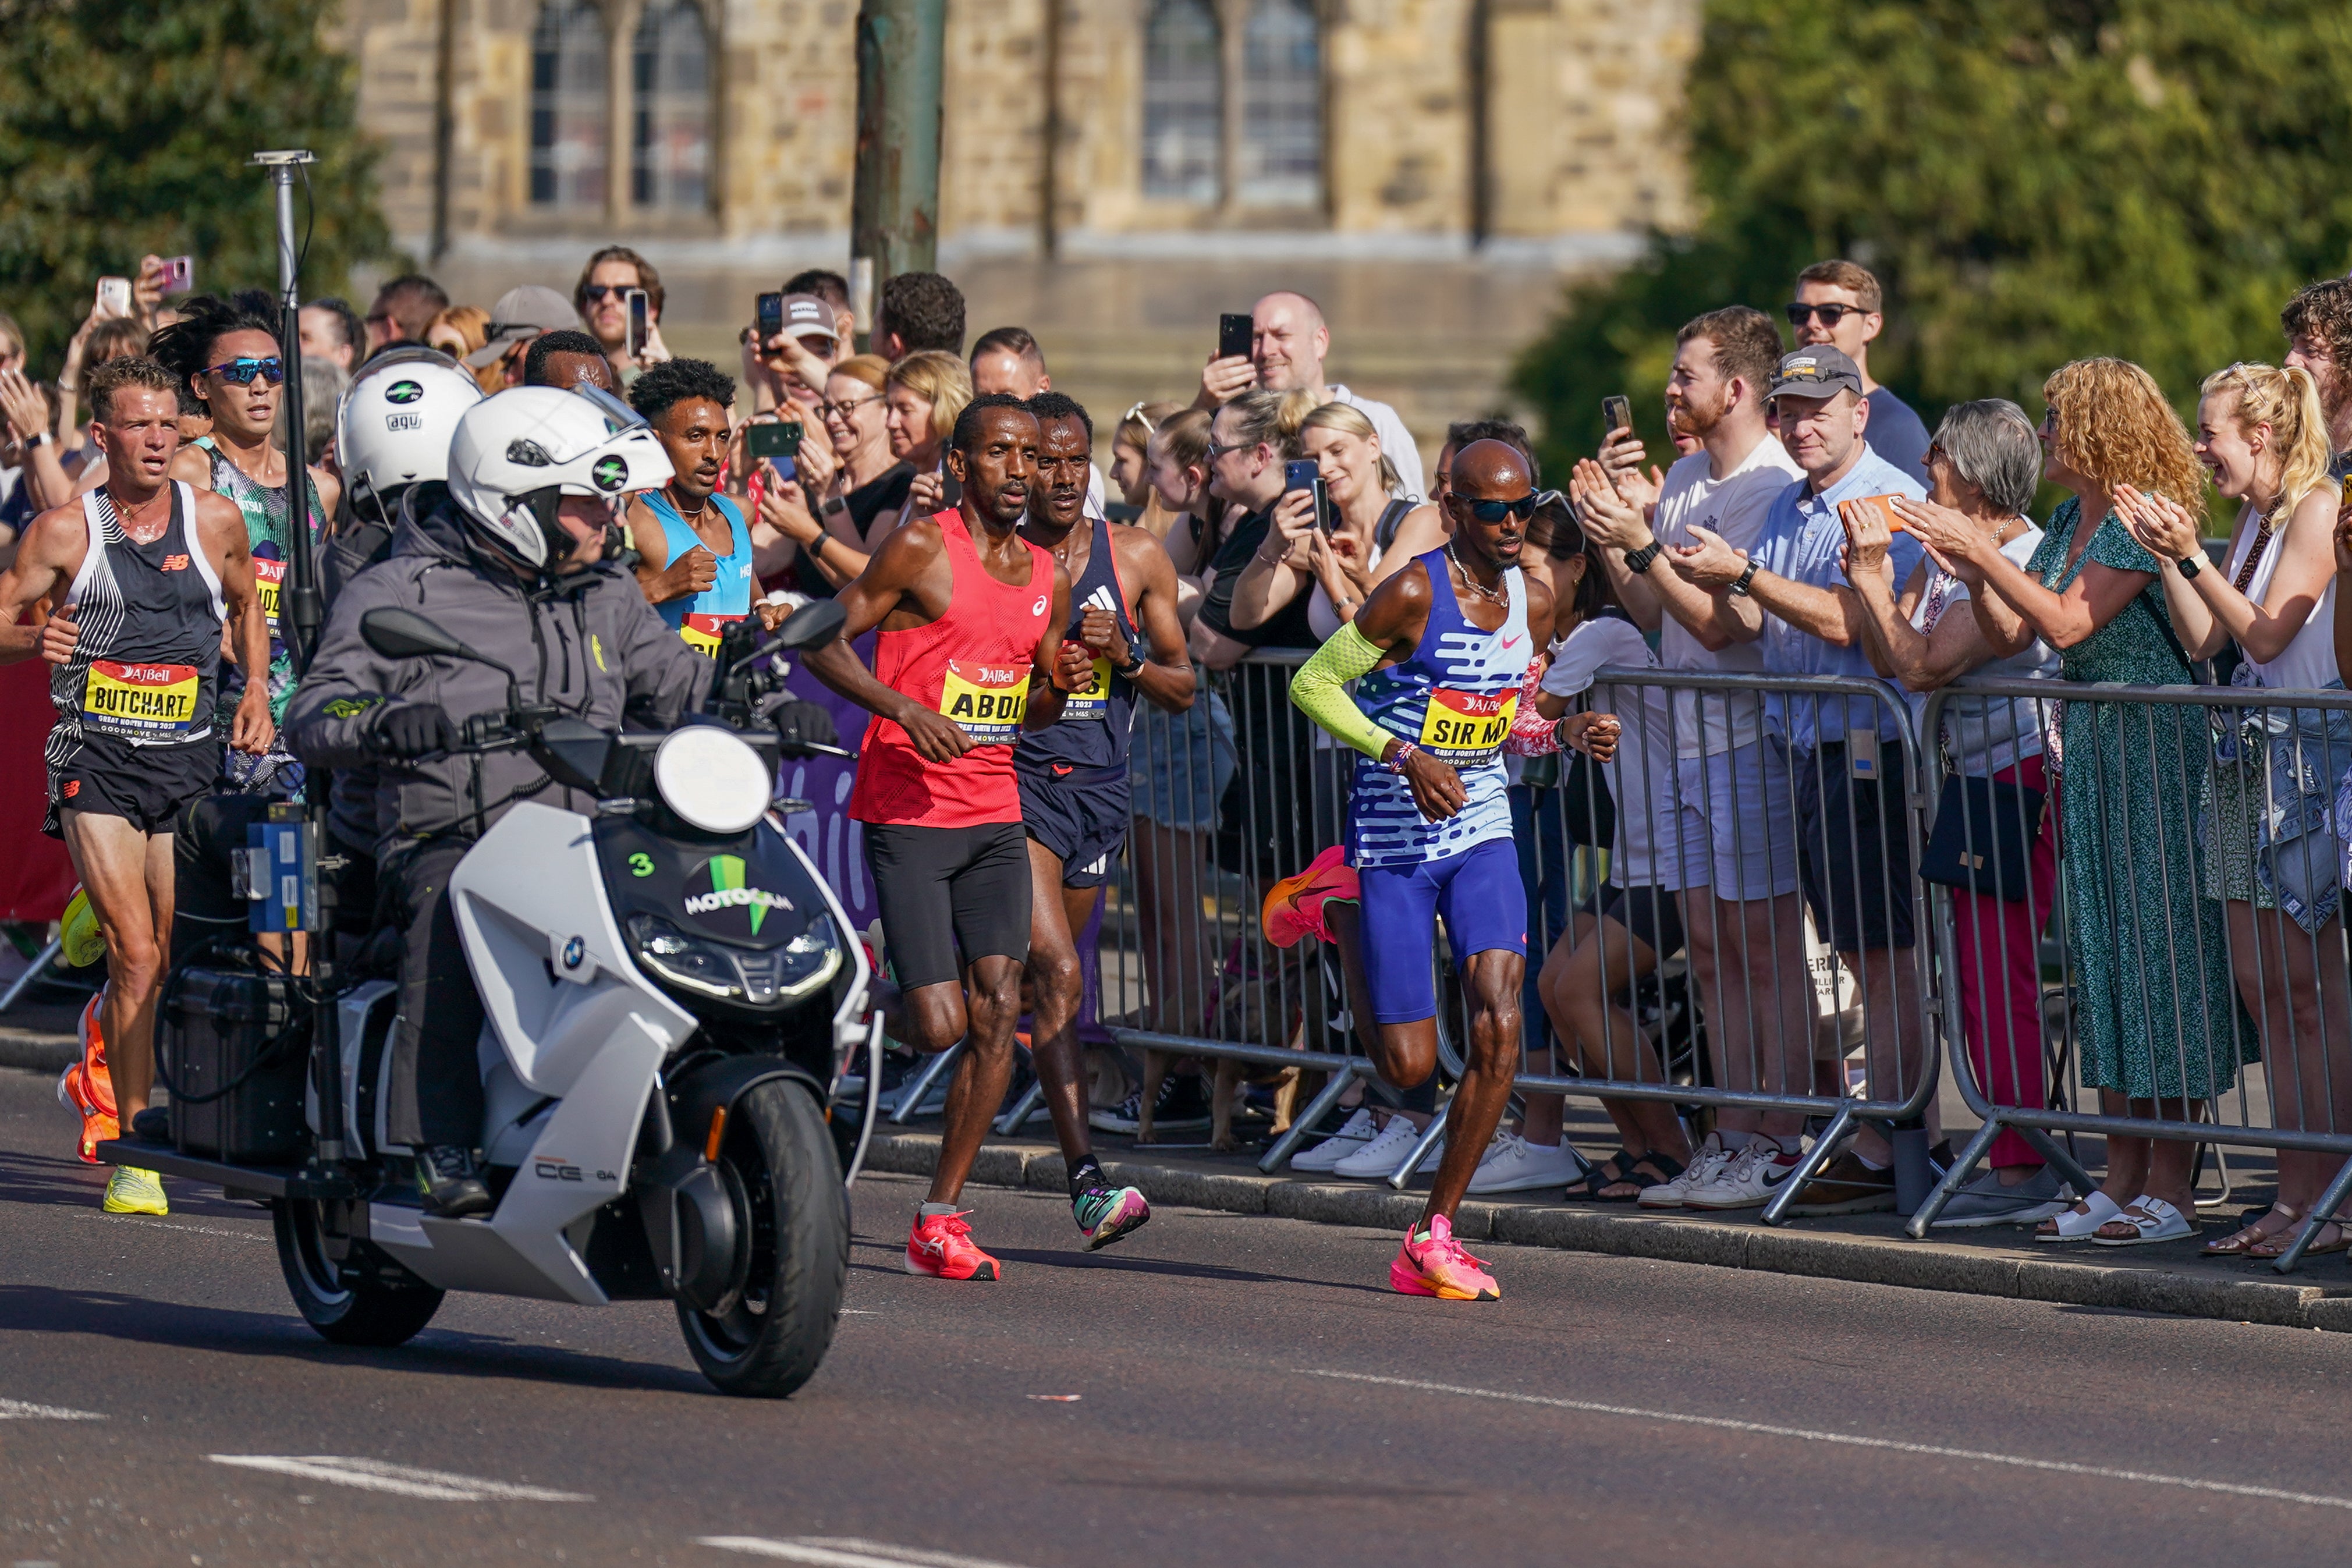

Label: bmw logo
[386,379,424,405]
[562,935,586,970]
[592,455,628,492]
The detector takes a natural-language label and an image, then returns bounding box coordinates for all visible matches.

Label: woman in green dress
[1931,358,2246,1248]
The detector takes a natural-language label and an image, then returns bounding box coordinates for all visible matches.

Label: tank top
[201,438,325,723]
[1348,547,1526,868]
[2225,498,2339,690]
[849,510,1056,828]
[641,489,755,655]
[1016,515,1138,775]
[46,481,225,764]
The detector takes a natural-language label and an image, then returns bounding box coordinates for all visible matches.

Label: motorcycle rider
[285,385,718,1218]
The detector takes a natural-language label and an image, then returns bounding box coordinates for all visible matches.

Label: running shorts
[1017,761,1130,891]
[46,733,221,838]
[863,820,1032,990]
[1356,836,1526,1024]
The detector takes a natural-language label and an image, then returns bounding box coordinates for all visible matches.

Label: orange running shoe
[1261,845,1358,949]
[56,991,116,1164]
[904,1210,1002,1280]
[1389,1212,1501,1301]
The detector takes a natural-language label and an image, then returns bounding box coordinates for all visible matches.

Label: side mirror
[762,598,848,657]
[533,716,614,795]
[363,607,489,666]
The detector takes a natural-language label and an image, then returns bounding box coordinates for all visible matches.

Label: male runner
[0,356,272,1216]
[803,392,1090,1280]
[1289,441,1617,1299]
[1013,391,1195,1249]
[626,359,756,653]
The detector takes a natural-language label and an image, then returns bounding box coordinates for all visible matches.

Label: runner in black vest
[0,356,271,1218]
[1013,392,1195,1249]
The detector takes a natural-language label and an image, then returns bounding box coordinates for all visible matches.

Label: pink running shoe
[1261,845,1358,949]
[1389,1212,1500,1301]
[905,1210,1002,1280]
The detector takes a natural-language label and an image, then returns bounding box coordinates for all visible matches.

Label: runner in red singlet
[805,391,1091,1280]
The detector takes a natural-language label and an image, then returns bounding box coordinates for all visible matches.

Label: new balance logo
[161,554,190,571]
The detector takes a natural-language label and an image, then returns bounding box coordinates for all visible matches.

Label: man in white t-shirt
[1194,290,1425,498]
[1569,305,1814,1210]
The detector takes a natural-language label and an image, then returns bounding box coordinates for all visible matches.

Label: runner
[1012,392,1195,1249]
[0,356,272,1216]
[1288,440,1617,1300]
[803,392,1090,1280]
[625,359,755,654]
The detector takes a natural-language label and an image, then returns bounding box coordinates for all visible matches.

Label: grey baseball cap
[1766,346,1865,403]
[772,292,839,348]
[464,285,581,367]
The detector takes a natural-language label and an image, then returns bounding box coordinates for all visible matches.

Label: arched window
[1141,0,1221,201]
[530,0,608,208]
[1239,0,1319,206]
[632,0,712,210]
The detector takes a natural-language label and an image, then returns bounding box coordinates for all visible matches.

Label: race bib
[253,556,285,634]
[83,659,200,739]
[1418,687,1516,767]
[939,658,1029,743]
[1058,654,1113,723]
[680,611,747,659]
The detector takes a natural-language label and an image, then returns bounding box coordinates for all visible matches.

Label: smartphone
[746,420,804,462]
[158,255,193,294]
[1602,395,1633,435]
[755,292,784,343]
[1310,477,1333,534]
[626,288,650,359]
[1284,459,1318,495]
[95,277,132,319]
[1218,313,1254,363]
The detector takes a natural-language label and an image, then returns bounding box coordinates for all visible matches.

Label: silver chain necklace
[1446,542,1506,605]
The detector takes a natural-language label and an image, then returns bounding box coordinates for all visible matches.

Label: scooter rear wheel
[677,1077,848,1397]
[275,1198,445,1347]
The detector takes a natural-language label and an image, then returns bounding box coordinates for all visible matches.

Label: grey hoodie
[286,485,709,855]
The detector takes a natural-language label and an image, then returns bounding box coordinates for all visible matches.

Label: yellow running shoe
[60,888,107,969]
[102,1168,167,1216]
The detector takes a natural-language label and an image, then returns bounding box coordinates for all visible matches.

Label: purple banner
[772,632,879,935]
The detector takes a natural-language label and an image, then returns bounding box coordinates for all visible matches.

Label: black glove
[370,701,457,760]
[770,699,838,751]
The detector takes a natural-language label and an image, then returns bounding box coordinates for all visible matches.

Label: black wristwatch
[1727,558,1760,597]
[1114,646,1147,677]
[1623,539,1663,574]
[2177,552,2204,579]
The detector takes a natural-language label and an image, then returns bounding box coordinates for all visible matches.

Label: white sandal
[2091,1194,2197,1247]
[2034,1190,2123,1243]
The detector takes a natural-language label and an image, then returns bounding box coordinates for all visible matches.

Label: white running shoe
[1467,1131,1591,1195]
[1288,1107,1379,1173]
[1639,1137,1729,1209]
[1682,1138,1803,1211]
[1332,1116,1441,1179]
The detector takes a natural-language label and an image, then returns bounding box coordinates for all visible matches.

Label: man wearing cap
[1668,344,1936,1214]
[465,285,584,386]
[753,291,843,418]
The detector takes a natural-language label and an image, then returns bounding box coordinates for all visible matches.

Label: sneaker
[1466,1131,1590,1195]
[1088,1075,1212,1134]
[1262,845,1360,949]
[1681,1139,1803,1211]
[59,886,107,969]
[101,1167,166,1216]
[1073,1185,1151,1251]
[1389,1212,1500,1301]
[1783,1150,1897,1216]
[1639,1137,1729,1209]
[130,1106,171,1143]
[1929,1163,2070,1230]
[416,1145,494,1219]
[1332,1116,1441,1179]
[1289,1106,1379,1172]
[905,1210,1002,1280]
[58,993,116,1165]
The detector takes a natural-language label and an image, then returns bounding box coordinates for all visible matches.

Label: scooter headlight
[627,913,843,1006]
[654,725,772,835]
[628,914,743,999]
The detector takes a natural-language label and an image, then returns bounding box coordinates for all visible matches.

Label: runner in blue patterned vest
[1012,392,1197,1250]
[1290,440,1619,1300]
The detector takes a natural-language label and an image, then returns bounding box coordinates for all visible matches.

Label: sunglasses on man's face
[1785,301,1868,328]
[580,284,635,303]
[205,356,285,386]
[1451,491,1539,523]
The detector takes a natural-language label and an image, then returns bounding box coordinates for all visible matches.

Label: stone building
[336,0,1698,449]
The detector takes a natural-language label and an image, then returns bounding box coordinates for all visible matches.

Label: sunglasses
[204,356,285,385]
[580,284,637,302]
[1122,400,1159,436]
[1205,439,1251,460]
[1785,301,1868,327]
[1450,492,1539,523]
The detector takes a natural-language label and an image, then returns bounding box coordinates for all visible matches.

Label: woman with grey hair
[1841,398,2066,1227]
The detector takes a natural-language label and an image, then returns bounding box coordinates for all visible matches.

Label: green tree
[1512,0,2352,481]
[0,0,391,372]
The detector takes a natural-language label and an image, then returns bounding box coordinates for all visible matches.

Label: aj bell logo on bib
[939,659,1028,743]
[82,659,199,739]
[683,854,793,935]
[1419,687,1515,765]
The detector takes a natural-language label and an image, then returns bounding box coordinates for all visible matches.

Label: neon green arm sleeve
[1289,622,1394,761]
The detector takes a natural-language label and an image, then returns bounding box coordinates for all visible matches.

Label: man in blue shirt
[1670,345,1938,1212]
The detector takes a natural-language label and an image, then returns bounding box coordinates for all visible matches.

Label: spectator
[754,352,910,593]
[2282,277,2352,461]
[782,268,857,347]
[299,297,364,373]
[1371,416,1530,581]
[969,326,1108,520]
[281,354,349,474]
[576,244,671,383]
[1109,400,1184,535]
[365,273,449,350]
[1842,400,2066,1227]
[462,286,586,387]
[1230,402,1414,641]
[1788,259,1933,481]
[1959,358,2244,1247]
[1568,306,1808,1210]
[55,315,151,472]
[871,271,966,361]
[751,290,845,418]
[1194,290,1424,498]
[880,349,973,524]
[2116,363,2352,1259]
[423,304,494,387]
[522,328,618,393]
[0,311,19,373]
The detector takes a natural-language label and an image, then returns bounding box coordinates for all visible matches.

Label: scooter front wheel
[274,1198,445,1347]
[676,1077,848,1397]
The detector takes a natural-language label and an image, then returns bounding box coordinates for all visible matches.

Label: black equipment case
[160,967,310,1163]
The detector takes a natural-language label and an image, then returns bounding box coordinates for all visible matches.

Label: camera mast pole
[848,0,944,350]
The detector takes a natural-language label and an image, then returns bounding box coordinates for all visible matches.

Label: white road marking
[0,1399,104,1421]
[1299,1370,2352,1512]
[80,1213,271,1243]
[207,1456,589,1502]
[697,1537,1033,1568]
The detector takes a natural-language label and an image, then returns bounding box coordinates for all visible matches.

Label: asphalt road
[5,1064,2350,1568]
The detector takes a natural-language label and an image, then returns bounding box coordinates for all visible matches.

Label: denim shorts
[2225,687,2351,934]
[1131,689,1237,831]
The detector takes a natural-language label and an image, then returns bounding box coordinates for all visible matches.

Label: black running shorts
[1016,761,1131,890]
[863,820,1032,991]
[46,734,222,838]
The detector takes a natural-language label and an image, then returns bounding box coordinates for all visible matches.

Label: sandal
[2035,1190,2123,1243]
[2250,1215,2350,1261]
[2204,1202,2300,1257]
[2091,1194,2198,1247]
[1604,1151,1685,1202]
[1562,1148,1638,1202]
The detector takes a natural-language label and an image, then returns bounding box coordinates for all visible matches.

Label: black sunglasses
[1450,492,1539,523]
[1785,301,1868,327]
[580,284,635,302]
[204,356,285,386]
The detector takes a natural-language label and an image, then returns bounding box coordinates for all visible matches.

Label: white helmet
[336,347,483,499]
[445,385,673,570]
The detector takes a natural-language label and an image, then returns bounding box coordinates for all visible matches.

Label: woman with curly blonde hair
[1932,357,2244,1248]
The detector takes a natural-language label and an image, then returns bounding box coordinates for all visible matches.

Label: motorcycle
[100,600,879,1399]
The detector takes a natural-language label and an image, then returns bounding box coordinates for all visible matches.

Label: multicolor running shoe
[1262,845,1358,949]
[56,991,116,1164]
[1389,1212,1500,1301]
[905,1209,1002,1280]
[1073,1184,1151,1251]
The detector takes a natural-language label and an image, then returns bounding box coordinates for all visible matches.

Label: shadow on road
[0,1148,260,1219]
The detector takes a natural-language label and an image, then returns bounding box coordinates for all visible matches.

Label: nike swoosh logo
[1501,636,1523,648]
[1762,1164,1797,1187]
